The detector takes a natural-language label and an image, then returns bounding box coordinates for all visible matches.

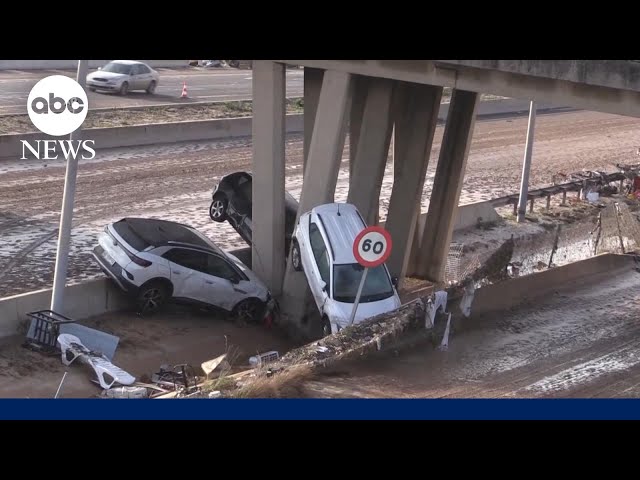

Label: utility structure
[50,60,89,314]
[516,101,537,223]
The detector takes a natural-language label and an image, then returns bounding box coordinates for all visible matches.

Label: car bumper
[91,245,137,293]
[87,81,119,91]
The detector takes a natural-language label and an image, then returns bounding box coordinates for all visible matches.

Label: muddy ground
[3,109,640,398]
[0,305,294,398]
[2,109,640,298]
[302,260,640,398]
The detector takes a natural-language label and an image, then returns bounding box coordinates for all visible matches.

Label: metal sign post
[348,267,369,326]
[349,225,393,327]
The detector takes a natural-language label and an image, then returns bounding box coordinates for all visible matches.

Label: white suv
[290,203,401,336]
[91,217,275,321]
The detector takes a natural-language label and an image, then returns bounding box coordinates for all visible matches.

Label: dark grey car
[209,171,299,254]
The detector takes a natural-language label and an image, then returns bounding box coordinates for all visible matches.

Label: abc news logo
[30,93,85,114]
[21,75,95,161]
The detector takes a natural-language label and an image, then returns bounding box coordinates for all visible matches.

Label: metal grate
[444,242,465,284]
[23,310,77,354]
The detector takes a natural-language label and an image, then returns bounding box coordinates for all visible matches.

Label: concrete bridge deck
[276,60,640,118]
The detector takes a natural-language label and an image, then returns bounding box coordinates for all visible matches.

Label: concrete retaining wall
[0,98,569,160]
[0,278,129,338]
[0,60,190,71]
[437,98,570,122]
[470,253,635,317]
[381,200,500,277]
[0,114,304,159]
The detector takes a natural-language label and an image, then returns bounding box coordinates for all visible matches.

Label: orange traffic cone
[180,81,188,99]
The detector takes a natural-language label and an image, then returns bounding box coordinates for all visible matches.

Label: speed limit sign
[353,226,392,268]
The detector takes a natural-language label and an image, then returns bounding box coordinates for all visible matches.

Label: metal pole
[54,371,68,399]
[516,100,537,223]
[348,267,369,326]
[50,60,89,313]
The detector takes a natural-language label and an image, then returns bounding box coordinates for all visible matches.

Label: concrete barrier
[0,114,304,159]
[0,278,129,338]
[470,253,635,317]
[438,98,572,122]
[0,60,190,70]
[0,98,570,160]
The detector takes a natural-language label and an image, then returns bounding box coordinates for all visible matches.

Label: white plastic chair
[57,334,135,389]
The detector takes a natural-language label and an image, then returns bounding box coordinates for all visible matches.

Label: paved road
[0,67,304,115]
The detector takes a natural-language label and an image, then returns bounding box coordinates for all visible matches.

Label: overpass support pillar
[347,77,395,225]
[303,67,324,173]
[251,61,286,295]
[281,70,353,333]
[384,83,443,286]
[349,75,369,185]
[416,89,479,283]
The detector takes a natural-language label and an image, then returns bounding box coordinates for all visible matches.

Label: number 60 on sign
[352,226,392,268]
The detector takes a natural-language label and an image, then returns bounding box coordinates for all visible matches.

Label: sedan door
[135,64,155,89]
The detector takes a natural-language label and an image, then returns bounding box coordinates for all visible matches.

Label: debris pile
[271,300,425,370]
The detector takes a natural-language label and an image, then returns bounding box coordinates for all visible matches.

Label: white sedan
[86,60,160,96]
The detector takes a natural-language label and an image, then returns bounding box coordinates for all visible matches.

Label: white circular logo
[27,75,88,136]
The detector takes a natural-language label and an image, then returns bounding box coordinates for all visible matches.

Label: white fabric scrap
[459,283,476,318]
[424,291,448,328]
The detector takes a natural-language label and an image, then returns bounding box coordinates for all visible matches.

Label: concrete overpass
[250,60,640,336]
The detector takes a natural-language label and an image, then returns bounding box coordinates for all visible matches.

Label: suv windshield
[102,62,132,75]
[333,263,394,303]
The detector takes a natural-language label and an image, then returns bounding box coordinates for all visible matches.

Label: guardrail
[488,171,627,212]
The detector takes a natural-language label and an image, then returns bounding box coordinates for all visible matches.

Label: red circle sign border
[352,226,393,268]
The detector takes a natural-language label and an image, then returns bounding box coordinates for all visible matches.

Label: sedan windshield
[101,62,132,75]
[333,263,394,303]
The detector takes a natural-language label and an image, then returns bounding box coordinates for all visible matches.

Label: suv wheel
[209,195,228,222]
[136,281,169,316]
[233,298,264,324]
[291,239,302,272]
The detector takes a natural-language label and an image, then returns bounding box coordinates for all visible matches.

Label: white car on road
[290,203,401,336]
[86,60,160,96]
[91,217,275,321]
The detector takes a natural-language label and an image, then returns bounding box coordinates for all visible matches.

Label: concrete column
[281,70,353,329]
[251,61,286,295]
[347,78,395,225]
[384,83,443,283]
[416,89,479,282]
[303,67,324,173]
[349,75,368,185]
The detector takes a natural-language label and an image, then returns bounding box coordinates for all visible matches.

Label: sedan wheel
[146,80,157,94]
